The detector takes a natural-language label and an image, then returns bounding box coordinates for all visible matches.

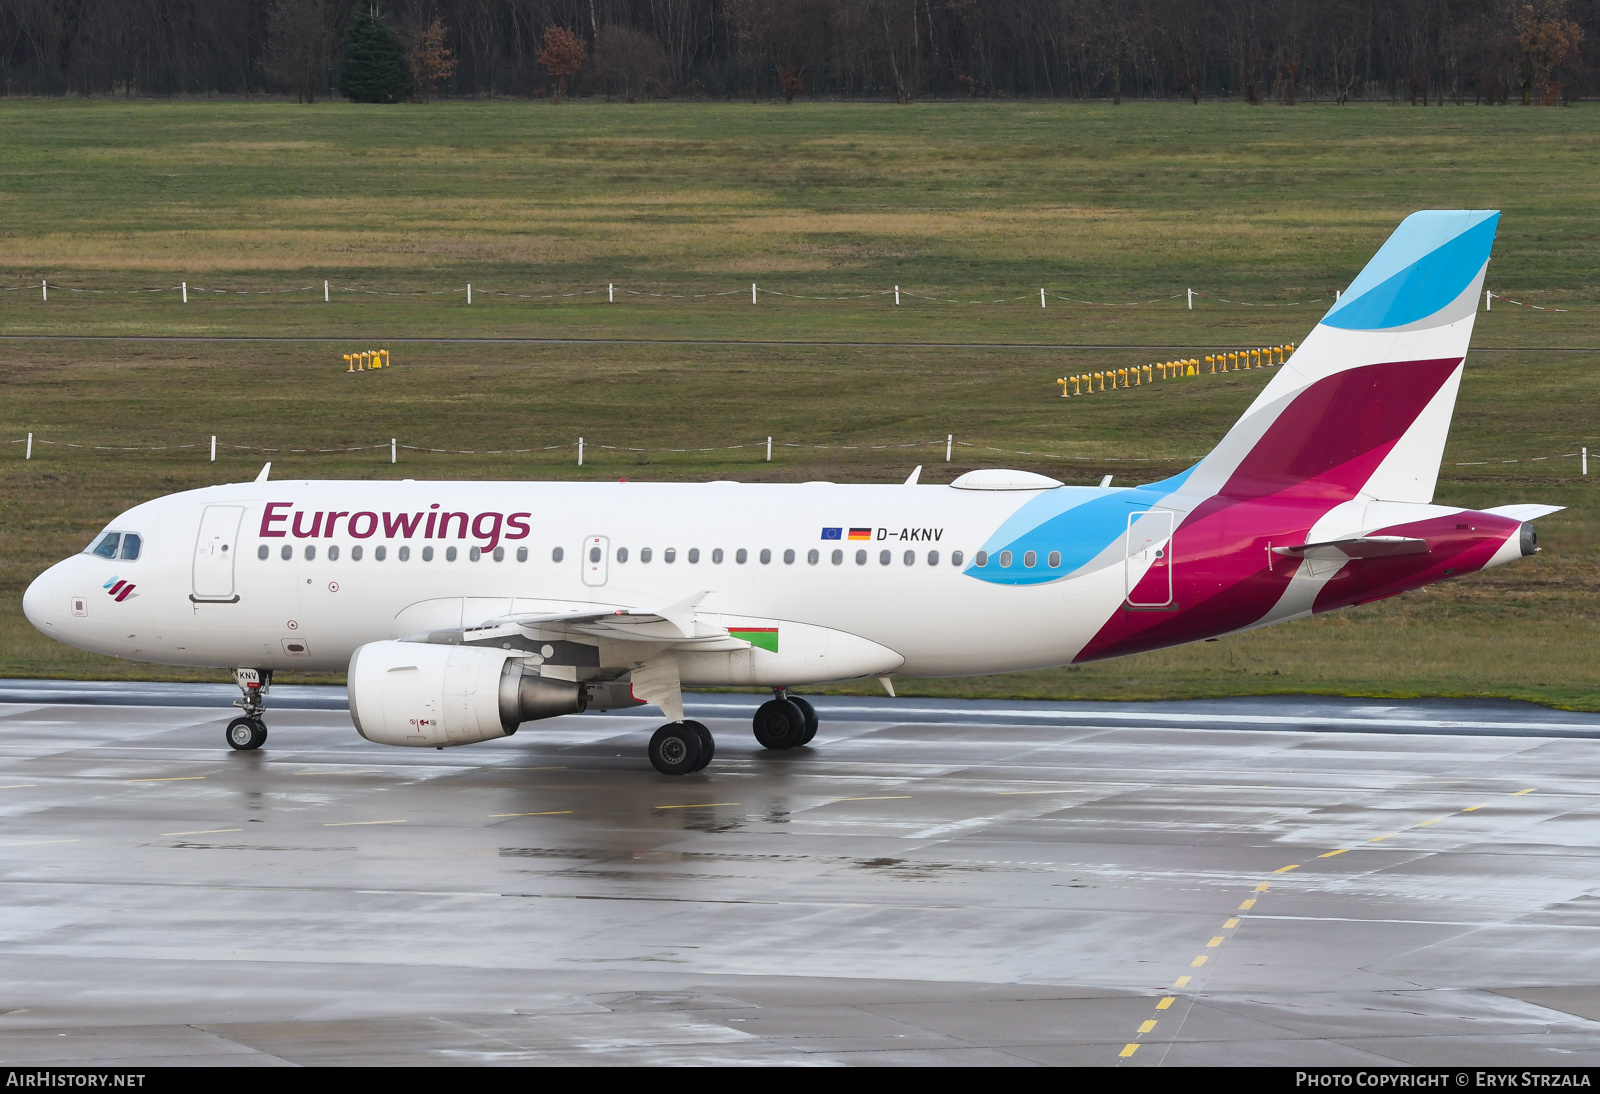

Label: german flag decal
[848,528,872,540]
[729,627,779,653]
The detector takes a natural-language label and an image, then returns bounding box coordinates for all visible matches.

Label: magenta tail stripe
[1221,358,1461,500]
[115,585,135,602]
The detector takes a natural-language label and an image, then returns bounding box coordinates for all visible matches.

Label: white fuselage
[24,478,1134,682]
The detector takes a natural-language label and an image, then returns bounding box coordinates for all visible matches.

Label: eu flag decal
[821,528,842,540]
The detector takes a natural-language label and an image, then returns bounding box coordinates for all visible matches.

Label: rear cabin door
[1124,509,1175,609]
[582,535,609,587]
[193,505,245,601]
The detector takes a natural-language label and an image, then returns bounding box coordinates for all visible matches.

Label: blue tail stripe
[1322,211,1498,331]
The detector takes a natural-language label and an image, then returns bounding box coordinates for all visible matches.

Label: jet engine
[348,640,585,747]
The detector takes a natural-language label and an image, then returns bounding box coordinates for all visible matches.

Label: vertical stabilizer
[1185,210,1498,506]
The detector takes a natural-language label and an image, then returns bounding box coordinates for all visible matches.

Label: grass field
[2,100,1597,706]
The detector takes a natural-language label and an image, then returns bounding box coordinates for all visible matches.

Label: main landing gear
[752,689,818,751]
[648,720,713,775]
[226,668,271,752]
[646,688,816,775]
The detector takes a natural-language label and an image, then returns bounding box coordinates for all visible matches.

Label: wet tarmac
[1,686,1598,1066]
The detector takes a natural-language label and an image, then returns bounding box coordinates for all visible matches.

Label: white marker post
[1187,288,1193,310]
[577,438,584,467]
[946,434,952,462]
[894,285,900,306]
[182,281,188,304]
[41,279,47,302]
[766,436,772,461]
[391,438,397,465]
[1040,288,1046,309]
[324,280,329,303]
[26,433,32,459]
[1336,290,1341,302]
[467,283,472,305]
[752,283,757,304]
[1486,289,1492,311]
[609,283,614,303]
[1584,447,1588,476]
[210,435,216,461]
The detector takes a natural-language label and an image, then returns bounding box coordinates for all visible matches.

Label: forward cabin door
[193,505,245,602]
[1124,509,1175,609]
[582,535,609,587]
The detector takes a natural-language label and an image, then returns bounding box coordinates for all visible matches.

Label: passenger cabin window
[281,545,293,561]
[999,551,1013,568]
[422,546,434,561]
[376,546,387,561]
[516,547,528,562]
[351,546,363,561]
[400,546,411,561]
[446,547,458,562]
[952,551,964,567]
[974,551,988,567]
[712,549,723,564]
[831,549,843,565]
[328,545,340,561]
[879,550,891,566]
[1048,551,1061,568]
[552,546,563,563]
[305,545,317,561]
[90,533,120,559]
[493,547,505,562]
[736,549,748,564]
[1023,551,1036,568]
[665,548,677,563]
[641,547,652,563]
[469,547,481,561]
[808,549,819,565]
[903,551,915,566]
[759,549,771,564]
[855,550,867,565]
[617,547,629,563]
[689,548,701,563]
[258,545,269,560]
[928,551,939,566]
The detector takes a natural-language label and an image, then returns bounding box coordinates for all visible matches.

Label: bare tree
[593,23,666,100]
[264,0,337,101]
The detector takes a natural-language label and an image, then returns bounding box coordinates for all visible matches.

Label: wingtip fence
[0,279,1575,313]
[9,433,1593,476]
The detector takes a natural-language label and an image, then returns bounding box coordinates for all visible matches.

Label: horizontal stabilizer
[1481,504,1565,522]
[1272,536,1428,560]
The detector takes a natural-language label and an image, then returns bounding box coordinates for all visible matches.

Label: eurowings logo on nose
[103,577,137,602]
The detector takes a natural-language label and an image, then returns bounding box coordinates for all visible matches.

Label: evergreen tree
[337,6,410,103]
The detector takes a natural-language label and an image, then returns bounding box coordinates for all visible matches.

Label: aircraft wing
[403,591,753,653]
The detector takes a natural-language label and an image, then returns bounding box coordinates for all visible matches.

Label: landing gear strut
[227,668,271,751]
[753,689,817,750]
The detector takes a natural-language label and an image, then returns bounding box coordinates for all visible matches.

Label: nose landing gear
[226,716,268,751]
[227,668,271,751]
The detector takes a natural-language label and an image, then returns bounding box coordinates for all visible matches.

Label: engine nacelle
[348,640,585,747]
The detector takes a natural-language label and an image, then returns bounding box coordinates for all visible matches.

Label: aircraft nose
[23,563,62,634]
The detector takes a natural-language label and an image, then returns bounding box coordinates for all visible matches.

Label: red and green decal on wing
[729,627,779,653]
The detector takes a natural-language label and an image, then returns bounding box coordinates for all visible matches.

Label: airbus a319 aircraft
[24,210,1559,774]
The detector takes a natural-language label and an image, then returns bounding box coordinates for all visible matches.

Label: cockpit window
[91,533,120,559]
[120,534,142,560]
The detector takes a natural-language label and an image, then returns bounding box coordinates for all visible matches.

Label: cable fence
[8,434,1594,475]
[0,277,1577,313]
